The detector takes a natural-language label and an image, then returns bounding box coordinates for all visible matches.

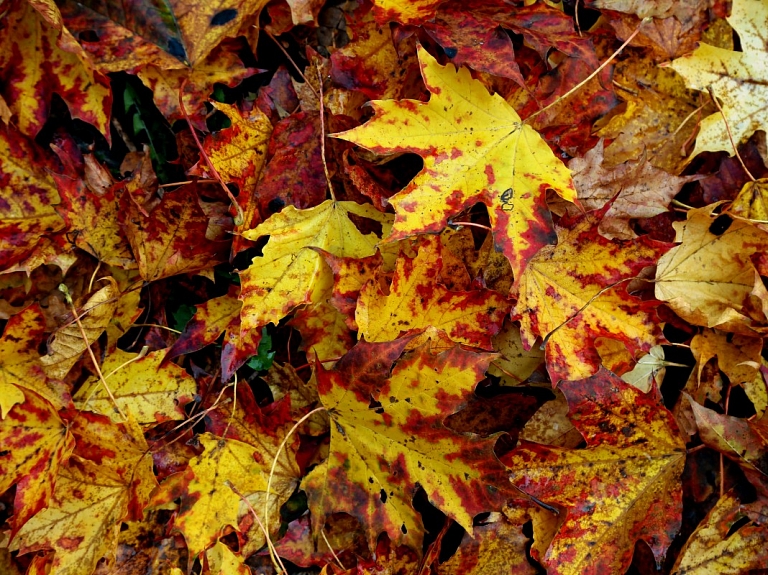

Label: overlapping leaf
[334,45,577,281]
[504,369,686,575]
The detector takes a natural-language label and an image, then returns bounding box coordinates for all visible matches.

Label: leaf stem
[707,86,756,182]
[525,17,651,124]
[178,78,245,225]
[316,62,336,202]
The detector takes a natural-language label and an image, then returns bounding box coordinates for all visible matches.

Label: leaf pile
[2,0,768,573]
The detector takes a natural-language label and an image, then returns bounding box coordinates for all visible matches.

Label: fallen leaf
[0,387,75,532]
[356,236,510,349]
[654,205,768,335]
[504,368,686,575]
[515,211,667,383]
[334,45,576,282]
[75,349,196,424]
[41,278,119,380]
[672,490,768,574]
[671,0,768,158]
[303,339,510,549]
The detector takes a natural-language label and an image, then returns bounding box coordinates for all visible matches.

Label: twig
[316,62,336,202]
[59,284,127,421]
[228,482,288,575]
[450,221,492,231]
[264,406,327,568]
[707,86,756,182]
[320,529,345,571]
[526,17,650,124]
[178,78,244,225]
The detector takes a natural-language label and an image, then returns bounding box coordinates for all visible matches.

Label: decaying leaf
[505,369,686,575]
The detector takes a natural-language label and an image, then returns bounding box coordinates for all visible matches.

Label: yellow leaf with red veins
[335,47,576,283]
[41,279,119,380]
[0,0,111,139]
[0,305,65,415]
[671,0,768,158]
[239,200,392,331]
[515,211,668,383]
[0,387,75,532]
[170,387,301,557]
[315,249,382,330]
[504,368,686,575]
[290,252,355,363]
[171,434,274,557]
[53,173,136,269]
[654,206,768,335]
[356,236,510,349]
[74,349,196,425]
[0,127,65,270]
[189,102,272,198]
[672,491,768,574]
[303,339,511,549]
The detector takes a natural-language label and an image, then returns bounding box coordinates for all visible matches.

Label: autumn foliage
[3,0,768,573]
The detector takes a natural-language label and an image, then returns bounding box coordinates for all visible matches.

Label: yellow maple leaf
[74,349,196,425]
[654,205,768,335]
[670,0,768,157]
[239,200,392,331]
[334,45,576,282]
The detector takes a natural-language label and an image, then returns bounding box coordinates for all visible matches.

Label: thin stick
[687,444,706,455]
[264,406,326,566]
[669,104,707,139]
[228,482,288,575]
[81,346,150,408]
[59,284,127,421]
[316,63,336,202]
[450,221,492,231]
[320,529,346,571]
[178,78,245,225]
[708,87,756,182]
[88,261,101,293]
[525,17,650,124]
[265,29,319,100]
[158,179,215,188]
[130,323,182,334]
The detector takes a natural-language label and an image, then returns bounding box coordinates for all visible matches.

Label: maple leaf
[670,0,768,158]
[189,102,272,201]
[303,339,510,549]
[504,368,686,575]
[0,305,66,415]
[120,184,232,282]
[370,0,446,25]
[515,210,668,383]
[673,490,768,574]
[333,45,576,282]
[654,205,768,335]
[356,235,510,349]
[0,126,65,270]
[239,200,392,331]
[731,178,768,221]
[74,349,196,424]
[557,139,698,240]
[0,386,75,533]
[53,172,136,269]
[14,413,156,575]
[41,279,119,380]
[0,0,112,139]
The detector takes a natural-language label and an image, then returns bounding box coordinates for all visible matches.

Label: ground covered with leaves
[2,0,768,573]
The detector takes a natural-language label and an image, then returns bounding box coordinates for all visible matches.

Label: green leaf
[246,327,275,372]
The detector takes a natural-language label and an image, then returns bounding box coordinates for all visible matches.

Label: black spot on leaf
[709,214,733,235]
